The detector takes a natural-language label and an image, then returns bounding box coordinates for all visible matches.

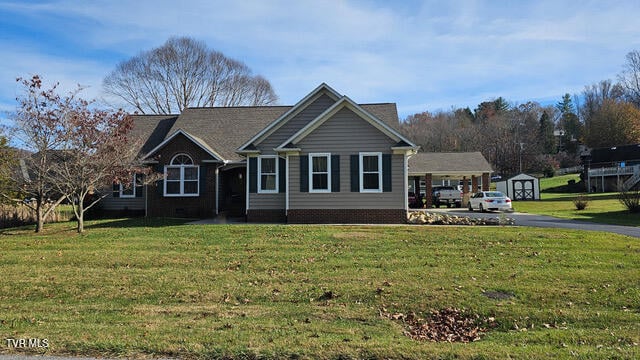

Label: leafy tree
[10,75,151,233]
[9,76,70,232]
[103,36,278,114]
[473,97,510,122]
[52,103,150,233]
[0,135,18,202]
[584,99,640,148]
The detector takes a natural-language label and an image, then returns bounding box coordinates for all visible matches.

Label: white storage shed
[496,173,540,201]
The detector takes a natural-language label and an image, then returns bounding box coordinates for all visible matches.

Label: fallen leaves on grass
[382,307,496,343]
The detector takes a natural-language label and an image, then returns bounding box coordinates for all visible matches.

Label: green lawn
[1,219,639,359]
[512,174,640,227]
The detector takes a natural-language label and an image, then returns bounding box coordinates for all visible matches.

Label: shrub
[573,194,589,210]
[618,188,640,213]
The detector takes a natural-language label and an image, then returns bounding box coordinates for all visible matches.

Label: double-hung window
[359,152,382,192]
[309,153,331,192]
[164,154,199,196]
[119,174,137,198]
[258,155,278,193]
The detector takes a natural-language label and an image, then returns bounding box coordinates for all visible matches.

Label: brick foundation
[287,209,406,224]
[247,209,287,223]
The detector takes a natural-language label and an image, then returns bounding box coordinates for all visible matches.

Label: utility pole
[519,142,525,173]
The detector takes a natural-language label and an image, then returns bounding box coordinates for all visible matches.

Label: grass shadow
[572,209,640,227]
[85,217,191,229]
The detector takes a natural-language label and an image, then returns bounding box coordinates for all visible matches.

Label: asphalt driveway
[427,208,640,238]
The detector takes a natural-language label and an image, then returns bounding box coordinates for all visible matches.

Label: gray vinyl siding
[250,193,285,209]
[290,154,404,209]
[246,155,285,210]
[248,94,335,210]
[257,94,336,155]
[294,108,397,153]
[289,108,405,210]
[100,192,145,211]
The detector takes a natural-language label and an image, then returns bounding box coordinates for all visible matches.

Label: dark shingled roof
[129,115,178,157]
[166,106,290,161]
[408,152,493,175]
[137,103,400,162]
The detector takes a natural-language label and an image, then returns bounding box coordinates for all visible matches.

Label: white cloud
[1,0,639,119]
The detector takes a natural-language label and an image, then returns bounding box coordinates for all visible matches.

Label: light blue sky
[1,0,639,120]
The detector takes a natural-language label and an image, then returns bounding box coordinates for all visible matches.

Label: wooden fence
[0,204,74,229]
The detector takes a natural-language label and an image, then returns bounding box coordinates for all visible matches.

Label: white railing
[622,166,640,190]
[588,165,638,177]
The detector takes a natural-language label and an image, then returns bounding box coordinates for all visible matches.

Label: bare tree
[618,50,640,107]
[103,37,278,114]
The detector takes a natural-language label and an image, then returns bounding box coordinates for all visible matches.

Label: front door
[220,167,246,216]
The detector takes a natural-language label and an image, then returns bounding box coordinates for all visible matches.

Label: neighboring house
[101,83,419,223]
[583,143,640,192]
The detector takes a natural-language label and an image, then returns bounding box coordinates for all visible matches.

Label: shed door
[512,180,534,200]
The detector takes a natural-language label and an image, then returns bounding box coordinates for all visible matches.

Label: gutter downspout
[404,153,409,212]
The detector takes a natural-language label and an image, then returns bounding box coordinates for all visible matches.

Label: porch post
[482,173,490,191]
[425,173,433,208]
[414,177,420,198]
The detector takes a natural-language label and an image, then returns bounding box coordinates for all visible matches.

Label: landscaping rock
[407,211,515,226]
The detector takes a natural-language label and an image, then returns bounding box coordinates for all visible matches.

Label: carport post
[482,173,490,191]
[425,173,433,208]
[471,175,478,192]
[462,176,469,195]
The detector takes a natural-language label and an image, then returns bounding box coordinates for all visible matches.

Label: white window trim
[163,165,200,197]
[258,155,279,194]
[119,174,137,198]
[359,152,382,193]
[309,153,331,193]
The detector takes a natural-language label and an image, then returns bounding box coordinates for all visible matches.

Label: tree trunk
[35,200,44,233]
[76,201,84,233]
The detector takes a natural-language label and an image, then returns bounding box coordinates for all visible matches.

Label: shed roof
[408,152,493,176]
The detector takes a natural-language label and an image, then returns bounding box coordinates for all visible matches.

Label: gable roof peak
[237,83,342,152]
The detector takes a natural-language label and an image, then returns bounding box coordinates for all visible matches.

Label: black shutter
[248,157,257,193]
[156,164,164,196]
[350,155,359,192]
[279,157,286,193]
[331,155,340,192]
[299,155,308,192]
[112,182,120,198]
[135,175,143,198]
[382,154,392,192]
[199,165,207,196]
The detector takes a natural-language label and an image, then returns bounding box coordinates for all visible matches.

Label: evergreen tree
[556,93,575,115]
[555,93,582,154]
[538,111,556,154]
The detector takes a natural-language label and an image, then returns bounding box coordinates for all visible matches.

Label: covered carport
[408,152,493,208]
